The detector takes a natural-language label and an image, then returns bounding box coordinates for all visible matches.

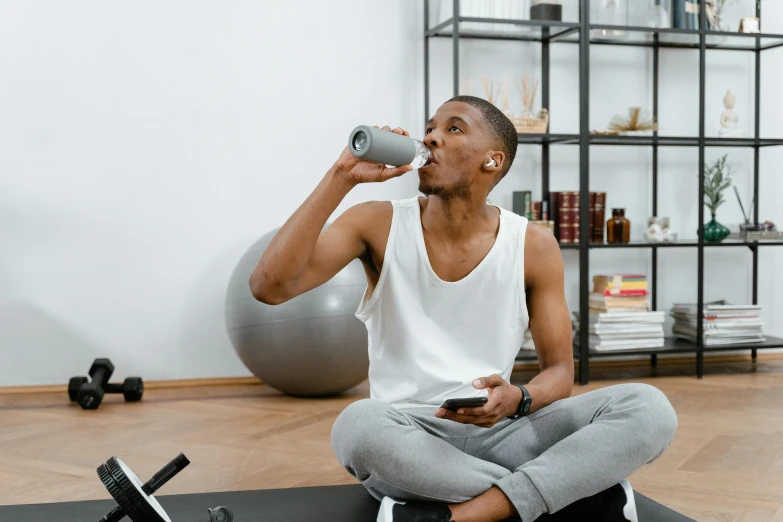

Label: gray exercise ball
[225,226,369,397]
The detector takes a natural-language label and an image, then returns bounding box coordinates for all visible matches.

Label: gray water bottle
[348,125,432,168]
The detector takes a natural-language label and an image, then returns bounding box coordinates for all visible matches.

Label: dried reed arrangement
[516,76,539,117]
[509,75,548,134]
[501,78,512,116]
[481,77,502,105]
[607,107,658,133]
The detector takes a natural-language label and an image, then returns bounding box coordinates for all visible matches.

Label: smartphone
[440,397,488,412]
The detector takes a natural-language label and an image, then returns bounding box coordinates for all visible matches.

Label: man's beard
[418,180,446,196]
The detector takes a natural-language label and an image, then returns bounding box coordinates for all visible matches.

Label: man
[249,96,678,522]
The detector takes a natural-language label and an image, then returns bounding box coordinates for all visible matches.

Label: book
[550,191,581,243]
[574,307,665,352]
[669,300,765,345]
[586,311,666,323]
[593,274,648,294]
[591,192,606,242]
[512,191,532,218]
[549,191,608,244]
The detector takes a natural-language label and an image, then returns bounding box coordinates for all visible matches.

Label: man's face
[418,101,491,197]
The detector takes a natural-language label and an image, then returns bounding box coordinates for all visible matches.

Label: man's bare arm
[522,225,575,413]
[249,169,362,304]
[249,128,413,305]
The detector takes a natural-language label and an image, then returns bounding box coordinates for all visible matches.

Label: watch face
[523,402,530,413]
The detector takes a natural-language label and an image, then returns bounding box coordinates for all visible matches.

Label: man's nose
[426,130,443,148]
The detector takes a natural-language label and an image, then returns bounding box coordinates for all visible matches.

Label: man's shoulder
[341,199,398,241]
[347,196,420,224]
[524,222,561,261]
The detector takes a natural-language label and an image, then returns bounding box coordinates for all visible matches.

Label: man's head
[418,95,518,198]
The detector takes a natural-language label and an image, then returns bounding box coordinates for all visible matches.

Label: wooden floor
[2,357,783,521]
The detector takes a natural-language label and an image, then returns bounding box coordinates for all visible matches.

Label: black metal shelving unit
[424,0,783,384]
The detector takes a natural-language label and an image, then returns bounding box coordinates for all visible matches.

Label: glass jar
[647,0,670,28]
[591,0,630,37]
[607,208,631,243]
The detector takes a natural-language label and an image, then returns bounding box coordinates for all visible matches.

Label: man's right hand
[333,126,415,186]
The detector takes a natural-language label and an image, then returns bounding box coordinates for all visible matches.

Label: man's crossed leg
[331,383,678,522]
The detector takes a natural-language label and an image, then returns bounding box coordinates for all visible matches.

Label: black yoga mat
[0,483,694,521]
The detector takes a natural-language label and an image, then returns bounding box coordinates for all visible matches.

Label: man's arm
[249,127,413,305]
[249,168,362,305]
[522,224,575,413]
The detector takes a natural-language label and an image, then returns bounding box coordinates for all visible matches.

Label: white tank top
[355,196,530,409]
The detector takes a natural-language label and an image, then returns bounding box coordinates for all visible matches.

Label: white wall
[0,1,423,385]
[2,1,781,386]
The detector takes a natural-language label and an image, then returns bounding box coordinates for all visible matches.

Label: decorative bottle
[606,208,631,244]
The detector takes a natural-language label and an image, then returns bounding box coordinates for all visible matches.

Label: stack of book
[549,191,607,244]
[670,300,765,346]
[574,274,666,352]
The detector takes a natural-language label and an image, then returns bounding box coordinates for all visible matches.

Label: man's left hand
[435,374,522,428]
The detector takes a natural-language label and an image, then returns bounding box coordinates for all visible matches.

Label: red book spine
[592,192,606,242]
[559,191,579,209]
[550,192,561,241]
[563,224,580,243]
[604,289,649,296]
[558,192,579,243]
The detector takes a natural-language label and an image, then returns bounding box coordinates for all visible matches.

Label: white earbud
[485,159,496,167]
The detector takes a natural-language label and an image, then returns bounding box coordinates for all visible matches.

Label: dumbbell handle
[91,367,110,387]
[103,382,125,393]
[97,454,190,522]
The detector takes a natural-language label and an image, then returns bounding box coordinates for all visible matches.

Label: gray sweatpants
[331,383,678,522]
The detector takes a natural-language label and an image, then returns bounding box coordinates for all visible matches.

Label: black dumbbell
[69,358,144,410]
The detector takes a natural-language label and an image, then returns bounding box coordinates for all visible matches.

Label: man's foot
[613,480,638,522]
[377,496,454,522]
[539,479,637,522]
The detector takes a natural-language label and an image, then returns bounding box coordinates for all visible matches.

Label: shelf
[577,336,783,357]
[704,137,783,147]
[705,239,783,247]
[558,240,783,249]
[577,337,698,358]
[518,135,783,146]
[424,1,777,385]
[428,17,580,42]
[426,17,783,51]
[687,335,783,352]
[517,133,579,144]
[589,25,783,51]
[519,336,783,363]
[585,240,697,248]
[587,136,783,147]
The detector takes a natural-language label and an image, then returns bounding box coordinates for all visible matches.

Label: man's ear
[482,151,504,172]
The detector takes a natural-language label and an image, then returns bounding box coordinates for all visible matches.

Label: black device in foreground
[69,358,144,410]
[441,397,488,412]
[97,453,190,522]
[96,452,232,522]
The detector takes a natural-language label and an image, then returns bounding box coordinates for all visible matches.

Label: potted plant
[703,154,733,242]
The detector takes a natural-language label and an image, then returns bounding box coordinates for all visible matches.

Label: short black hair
[445,95,518,179]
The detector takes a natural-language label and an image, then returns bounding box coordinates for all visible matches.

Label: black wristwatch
[507,384,533,420]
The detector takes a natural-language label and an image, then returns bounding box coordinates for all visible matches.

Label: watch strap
[507,384,532,420]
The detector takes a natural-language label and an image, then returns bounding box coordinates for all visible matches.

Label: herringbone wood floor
[2,358,783,521]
